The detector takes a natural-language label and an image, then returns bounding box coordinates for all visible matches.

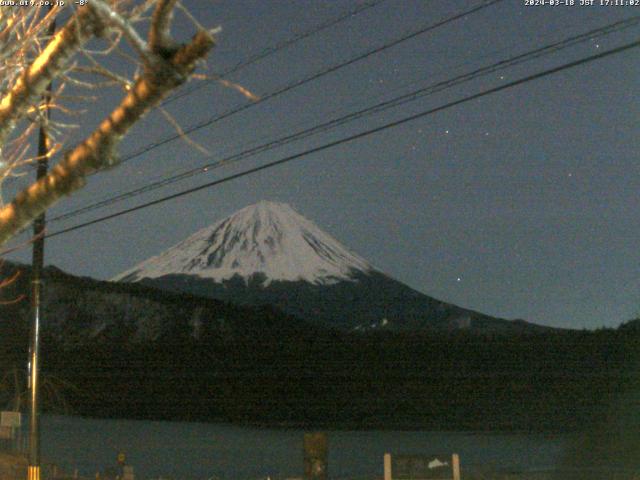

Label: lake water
[35,414,571,480]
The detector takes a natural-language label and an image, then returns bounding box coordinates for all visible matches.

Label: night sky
[4,0,640,329]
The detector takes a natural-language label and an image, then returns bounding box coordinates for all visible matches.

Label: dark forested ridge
[0,261,638,432]
[134,270,552,334]
[42,327,640,432]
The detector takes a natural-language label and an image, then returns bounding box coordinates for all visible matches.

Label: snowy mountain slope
[115,201,372,286]
[115,201,545,332]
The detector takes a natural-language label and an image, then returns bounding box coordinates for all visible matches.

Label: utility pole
[28,8,56,480]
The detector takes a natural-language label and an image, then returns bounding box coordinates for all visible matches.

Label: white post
[452,453,460,480]
[383,453,392,480]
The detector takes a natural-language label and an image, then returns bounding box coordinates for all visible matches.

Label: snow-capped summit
[114,201,372,286]
[114,200,535,333]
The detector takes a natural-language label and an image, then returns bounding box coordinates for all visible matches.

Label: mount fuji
[114,201,540,332]
[116,201,372,287]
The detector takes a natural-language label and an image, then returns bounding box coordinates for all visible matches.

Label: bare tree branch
[159,106,210,156]
[149,0,179,52]
[0,21,215,245]
[0,7,98,152]
[88,0,152,64]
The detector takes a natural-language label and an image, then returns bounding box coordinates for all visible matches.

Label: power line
[162,0,390,107]
[8,0,391,183]
[48,14,640,224]
[7,0,387,181]
[45,36,640,239]
[49,0,505,222]
[119,0,504,164]
[48,0,501,215]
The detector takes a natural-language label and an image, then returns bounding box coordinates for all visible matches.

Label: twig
[159,106,210,156]
[0,23,216,245]
[88,0,152,63]
[0,6,98,152]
